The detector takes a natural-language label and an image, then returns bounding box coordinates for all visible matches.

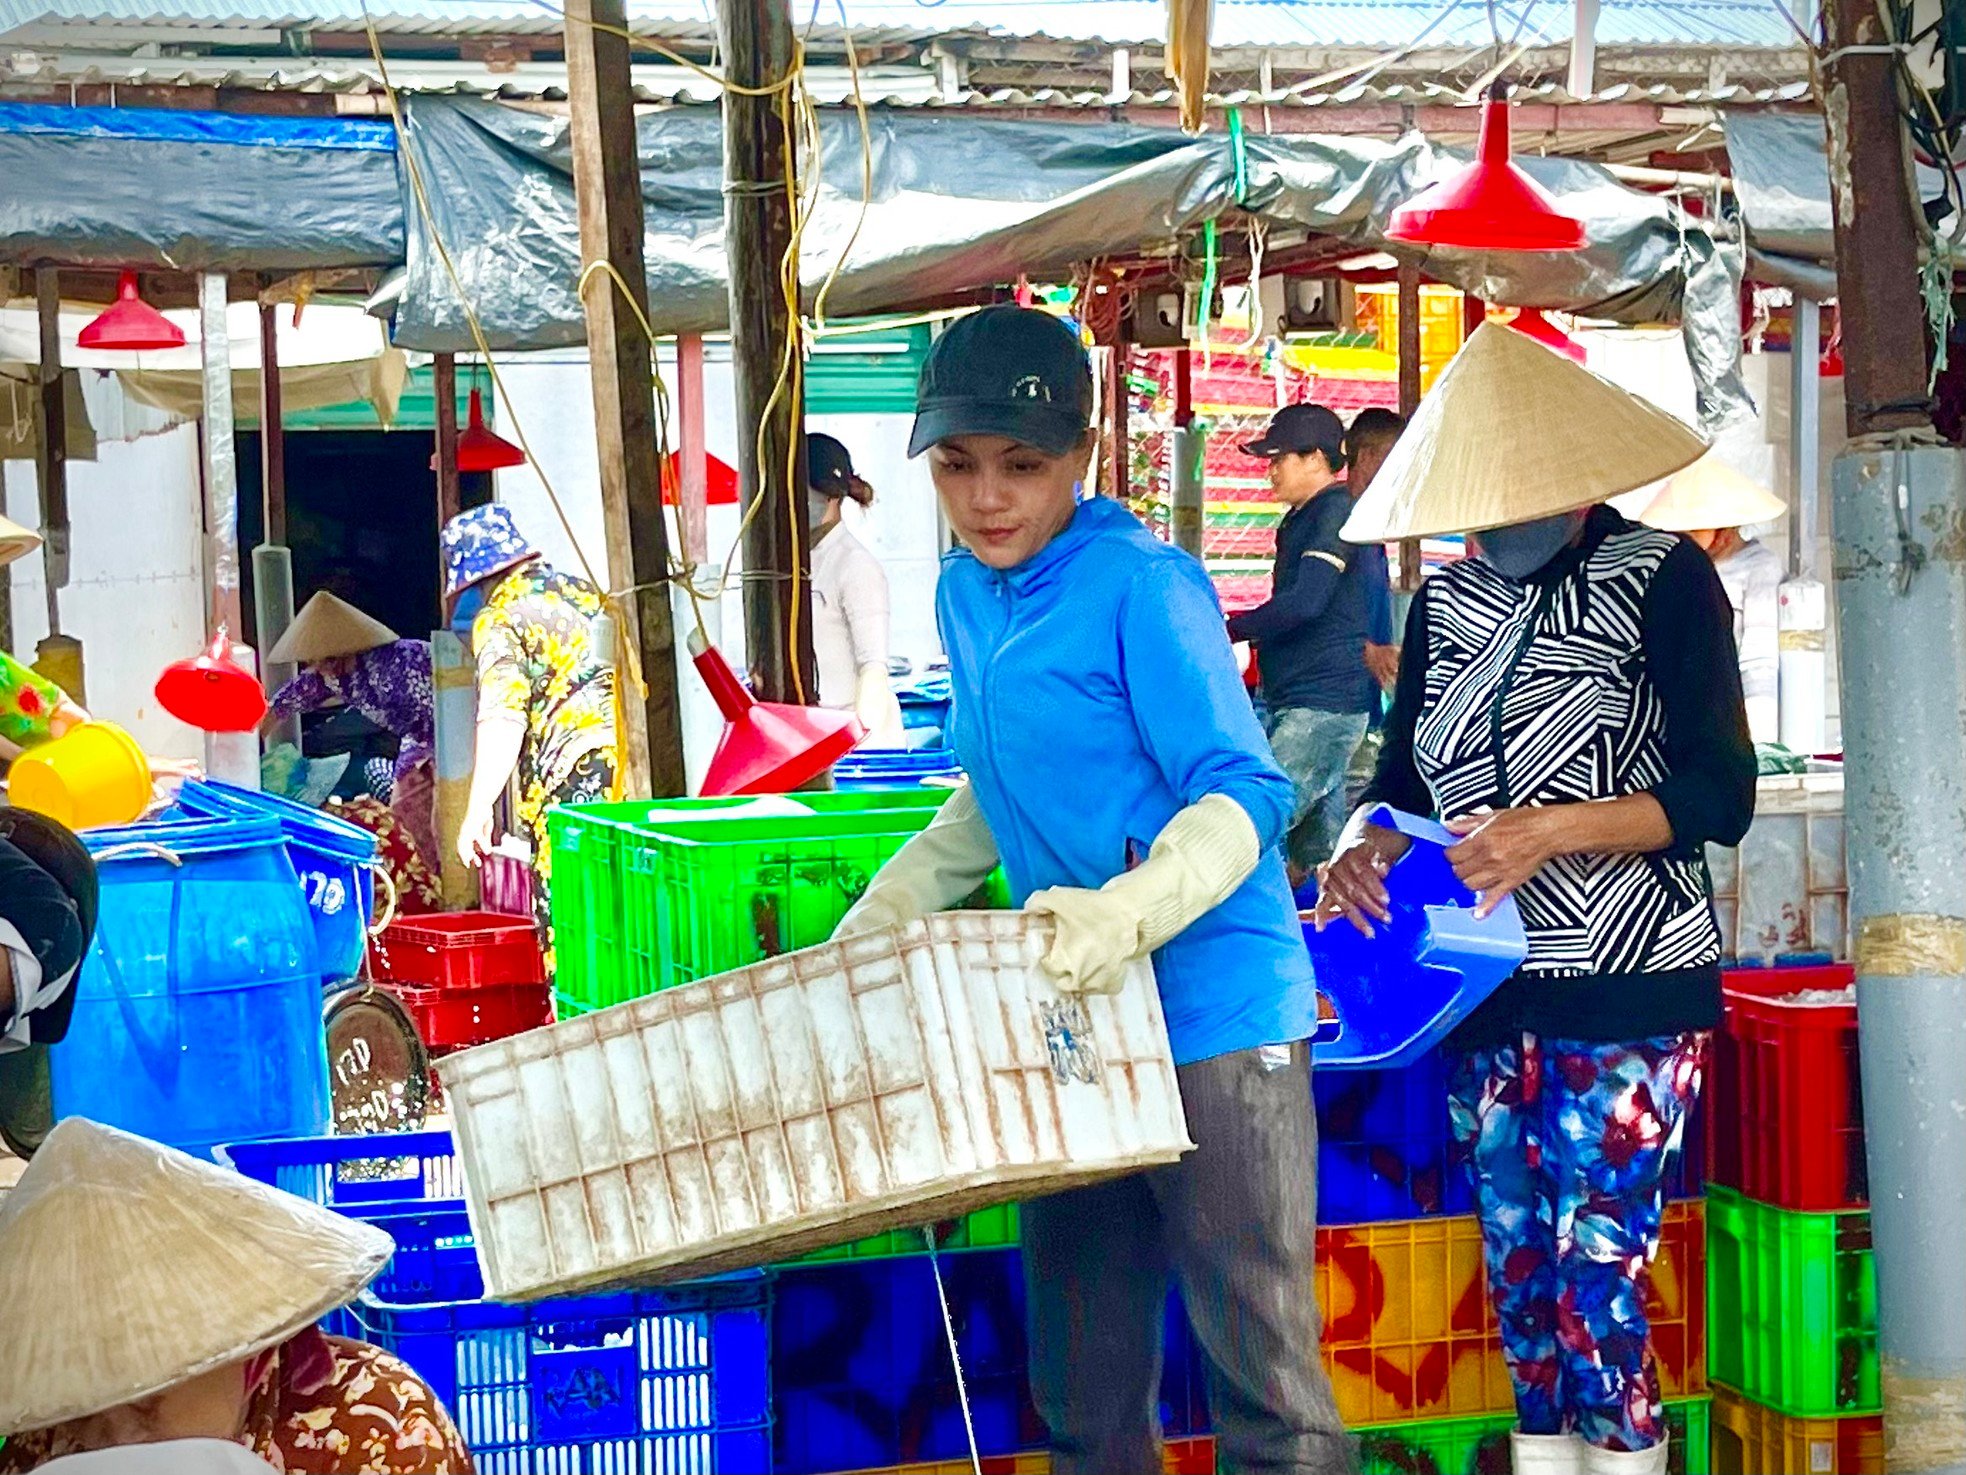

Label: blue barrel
[55,816,330,1159]
[173,779,377,983]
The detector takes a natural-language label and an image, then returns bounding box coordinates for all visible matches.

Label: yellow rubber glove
[833,784,1001,938]
[1026,793,1261,995]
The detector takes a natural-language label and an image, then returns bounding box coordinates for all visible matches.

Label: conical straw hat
[0,1118,392,1436]
[0,515,41,570]
[1631,451,1787,533]
[267,591,398,665]
[1341,321,1709,543]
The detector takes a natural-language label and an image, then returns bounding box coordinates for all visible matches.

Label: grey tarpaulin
[1724,107,1956,301]
[0,103,404,272]
[392,96,1754,428]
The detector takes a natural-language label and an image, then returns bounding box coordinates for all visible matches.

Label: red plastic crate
[389,981,551,1053]
[368,911,545,993]
[1711,964,1866,1211]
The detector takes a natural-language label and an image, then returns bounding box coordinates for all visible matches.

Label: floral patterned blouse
[0,1333,473,1474]
[270,641,436,783]
[470,564,616,835]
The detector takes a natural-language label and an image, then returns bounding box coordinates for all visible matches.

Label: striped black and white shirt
[1363,506,1756,1045]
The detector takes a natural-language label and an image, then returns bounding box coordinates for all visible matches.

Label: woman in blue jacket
[837,306,1351,1475]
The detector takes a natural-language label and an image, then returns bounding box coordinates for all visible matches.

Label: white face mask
[1473,510,1588,579]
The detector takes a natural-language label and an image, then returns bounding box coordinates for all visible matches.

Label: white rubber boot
[1581,1437,1669,1475]
[1511,1432,1585,1474]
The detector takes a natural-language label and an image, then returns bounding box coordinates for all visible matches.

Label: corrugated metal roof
[0,0,1808,50]
[0,43,1812,109]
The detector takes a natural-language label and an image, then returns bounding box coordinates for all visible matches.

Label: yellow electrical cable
[368,0,887,725]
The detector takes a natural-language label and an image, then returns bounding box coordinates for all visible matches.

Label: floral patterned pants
[1447,1032,1708,1452]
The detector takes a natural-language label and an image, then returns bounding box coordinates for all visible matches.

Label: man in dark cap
[1228,403,1380,881]
[0,809,98,1157]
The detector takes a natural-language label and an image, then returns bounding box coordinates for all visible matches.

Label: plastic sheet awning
[392,96,1754,427]
[0,102,404,271]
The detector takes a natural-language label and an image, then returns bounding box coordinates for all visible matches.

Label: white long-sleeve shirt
[811,525,891,710]
[1715,536,1782,744]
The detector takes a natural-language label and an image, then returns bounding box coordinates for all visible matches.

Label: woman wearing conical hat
[0,1118,472,1473]
[1315,325,1755,1475]
[267,592,438,871]
[1631,454,1788,744]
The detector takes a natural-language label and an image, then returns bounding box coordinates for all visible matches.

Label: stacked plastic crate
[1704,772,1879,1475]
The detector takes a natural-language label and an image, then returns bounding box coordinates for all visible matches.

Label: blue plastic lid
[176,778,375,861]
[84,813,288,860]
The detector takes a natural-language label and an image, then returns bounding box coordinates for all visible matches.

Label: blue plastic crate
[831,747,962,791]
[350,1208,771,1475]
[771,1249,1039,1472]
[1315,1051,1472,1224]
[216,1130,465,1215]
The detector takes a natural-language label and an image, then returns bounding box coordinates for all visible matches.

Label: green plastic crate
[786,1201,1022,1266]
[549,792,1006,1012]
[1707,1186,1879,1417]
[1355,1399,1711,1475]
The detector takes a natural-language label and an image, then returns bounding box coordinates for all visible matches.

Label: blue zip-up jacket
[938,496,1318,1066]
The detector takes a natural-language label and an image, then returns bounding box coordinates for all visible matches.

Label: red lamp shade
[77,271,186,352]
[1507,307,1586,362]
[155,632,268,733]
[689,630,862,796]
[430,388,526,473]
[1387,91,1587,253]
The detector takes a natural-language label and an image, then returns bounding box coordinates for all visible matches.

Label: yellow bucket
[10,721,152,830]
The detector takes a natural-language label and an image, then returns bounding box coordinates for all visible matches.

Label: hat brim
[908,400,1088,458]
[443,554,534,612]
[1239,435,1284,459]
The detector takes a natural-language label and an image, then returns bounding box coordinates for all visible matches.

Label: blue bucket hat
[441,504,538,607]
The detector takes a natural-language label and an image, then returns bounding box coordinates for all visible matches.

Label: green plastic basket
[1355,1398,1711,1475]
[1707,1186,1879,1417]
[786,1201,1022,1266]
[548,792,1006,1012]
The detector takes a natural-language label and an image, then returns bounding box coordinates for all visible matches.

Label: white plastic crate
[440,911,1192,1298]
[1709,771,1847,964]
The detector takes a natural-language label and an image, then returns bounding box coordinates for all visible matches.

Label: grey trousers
[1265,707,1372,873]
[1021,1043,1355,1475]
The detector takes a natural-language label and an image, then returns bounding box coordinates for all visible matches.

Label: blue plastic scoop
[1304,805,1528,1070]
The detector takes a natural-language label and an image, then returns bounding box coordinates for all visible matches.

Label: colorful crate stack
[1705,963,1880,1474]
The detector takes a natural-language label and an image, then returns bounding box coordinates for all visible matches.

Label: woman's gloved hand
[853,666,906,748]
[832,784,1000,938]
[1027,794,1260,995]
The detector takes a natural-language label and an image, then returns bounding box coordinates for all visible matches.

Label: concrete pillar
[1836,439,1966,1475]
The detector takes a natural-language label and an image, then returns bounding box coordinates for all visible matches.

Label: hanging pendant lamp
[76,271,186,352]
[1387,85,1587,252]
[155,630,268,733]
[431,385,526,473]
[689,630,862,796]
[1507,307,1586,362]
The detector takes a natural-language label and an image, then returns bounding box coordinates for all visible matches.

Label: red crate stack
[1710,964,1865,1212]
[368,911,551,1054]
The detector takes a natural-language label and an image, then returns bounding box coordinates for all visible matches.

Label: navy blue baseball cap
[909,306,1095,458]
[1241,403,1347,467]
[807,433,857,497]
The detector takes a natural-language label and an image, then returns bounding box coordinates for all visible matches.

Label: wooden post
[258,303,287,546]
[1821,0,1934,437]
[1107,346,1130,502]
[677,332,710,566]
[563,0,689,797]
[32,270,67,635]
[717,0,814,706]
[1396,259,1424,592]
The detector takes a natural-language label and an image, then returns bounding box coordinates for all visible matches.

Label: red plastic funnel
[77,271,186,352]
[431,388,526,473]
[690,630,862,796]
[1387,90,1587,252]
[155,631,268,733]
[1507,306,1586,362]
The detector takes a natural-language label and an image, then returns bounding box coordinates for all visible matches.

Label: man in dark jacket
[0,809,97,1158]
[1228,403,1380,879]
